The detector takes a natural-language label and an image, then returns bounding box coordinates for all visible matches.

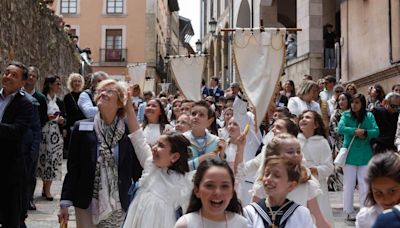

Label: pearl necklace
[200,209,228,228]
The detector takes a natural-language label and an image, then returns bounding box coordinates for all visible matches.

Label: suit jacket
[61,119,143,211]
[32,91,48,128]
[0,91,33,226]
[208,87,224,102]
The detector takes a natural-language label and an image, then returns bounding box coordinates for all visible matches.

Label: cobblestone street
[25,160,359,227]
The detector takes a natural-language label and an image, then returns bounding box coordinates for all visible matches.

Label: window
[107,0,124,14]
[60,0,77,14]
[105,29,123,62]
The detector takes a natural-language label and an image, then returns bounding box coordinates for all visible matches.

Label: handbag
[334,123,360,167]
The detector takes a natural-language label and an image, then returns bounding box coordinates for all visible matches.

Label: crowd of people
[1,60,400,228]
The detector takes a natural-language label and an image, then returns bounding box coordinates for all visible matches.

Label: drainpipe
[388,0,400,64]
[230,0,234,82]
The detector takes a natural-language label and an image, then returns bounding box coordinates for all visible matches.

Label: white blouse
[174,211,248,228]
[287,97,321,116]
[356,205,383,228]
[47,94,60,115]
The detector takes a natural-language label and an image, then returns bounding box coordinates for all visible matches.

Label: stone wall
[0,0,80,90]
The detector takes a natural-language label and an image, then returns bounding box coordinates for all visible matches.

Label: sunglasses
[335,90,344,93]
[389,103,400,110]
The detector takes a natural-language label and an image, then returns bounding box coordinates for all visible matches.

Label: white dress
[355,205,383,228]
[142,123,173,146]
[287,97,322,116]
[232,95,263,205]
[174,211,248,228]
[243,202,315,228]
[298,134,334,226]
[123,129,194,228]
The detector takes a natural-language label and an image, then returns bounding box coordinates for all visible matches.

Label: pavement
[25,160,359,228]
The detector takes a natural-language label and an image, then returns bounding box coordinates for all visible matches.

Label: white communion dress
[123,129,194,228]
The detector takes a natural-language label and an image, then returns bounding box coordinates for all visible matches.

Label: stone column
[296,0,324,79]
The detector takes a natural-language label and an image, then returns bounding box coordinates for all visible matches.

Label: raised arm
[126,90,152,167]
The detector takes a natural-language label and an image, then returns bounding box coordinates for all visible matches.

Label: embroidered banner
[233,28,286,129]
[127,63,147,91]
[170,56,205,101]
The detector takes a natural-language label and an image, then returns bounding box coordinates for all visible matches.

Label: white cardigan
[297,133,334,226]
[287,97,321,116]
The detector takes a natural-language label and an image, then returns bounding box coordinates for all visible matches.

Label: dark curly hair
[42,75,61,96]
[350,93,367,123]
[163,132,190,175]
[142,98,170,133]
[298,110,327,138]
[186,159,242,215]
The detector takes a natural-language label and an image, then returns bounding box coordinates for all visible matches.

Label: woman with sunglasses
[37,75,66,201]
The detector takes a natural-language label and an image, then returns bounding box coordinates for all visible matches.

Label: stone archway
[216,34,222,86]
[208,40,215,83]
[223,22,230,87]
[237,0,251,28]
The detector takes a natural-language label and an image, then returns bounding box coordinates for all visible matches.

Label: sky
[178,0,200,47]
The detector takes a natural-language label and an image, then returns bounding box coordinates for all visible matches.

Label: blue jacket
[373,205,400,228]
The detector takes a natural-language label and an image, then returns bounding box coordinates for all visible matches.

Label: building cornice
[345,64,400,87]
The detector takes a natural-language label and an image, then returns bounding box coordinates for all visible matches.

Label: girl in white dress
[123,95,194,228]
[236,133,332,228]
[142,98,173,146]
[243,156,314,228]
[175,159,248,228]
[356,152,400,228]
[298,110,334,226]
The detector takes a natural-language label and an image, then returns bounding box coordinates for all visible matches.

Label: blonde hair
[258,133,310,183]
[297,80,318,97]
[66,73,85,92]
[94,79,128,118]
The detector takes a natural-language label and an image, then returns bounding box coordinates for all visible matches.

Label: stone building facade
[201,0,399,93]
[0,0,80,90]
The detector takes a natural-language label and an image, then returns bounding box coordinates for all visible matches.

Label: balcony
[99,48,127,66]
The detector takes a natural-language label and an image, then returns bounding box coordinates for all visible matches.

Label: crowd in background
[1,60,400,227]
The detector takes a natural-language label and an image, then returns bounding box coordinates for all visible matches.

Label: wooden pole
[220,28,302,32]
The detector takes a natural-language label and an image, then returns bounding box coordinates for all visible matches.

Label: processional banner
[127,63,147,91]
[233,28,286,129]
[170,56,205,101]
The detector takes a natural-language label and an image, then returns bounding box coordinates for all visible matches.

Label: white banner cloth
[127,64,147,91]
[170,56,205,101]
[233,28,286,129]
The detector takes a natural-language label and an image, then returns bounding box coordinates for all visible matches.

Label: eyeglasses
[335,90,344,93]
[55,82,62,86]
[98,89,117,95]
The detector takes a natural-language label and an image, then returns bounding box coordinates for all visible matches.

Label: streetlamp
[208,18,217,35]
[195,39,202,53]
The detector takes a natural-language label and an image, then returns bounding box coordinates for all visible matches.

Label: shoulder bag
[334,123,361,167]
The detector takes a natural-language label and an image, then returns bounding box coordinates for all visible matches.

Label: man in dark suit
[0,61,34,228]
[201,79,209,98]
[21,66,48,211]
[208,76,224,102]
